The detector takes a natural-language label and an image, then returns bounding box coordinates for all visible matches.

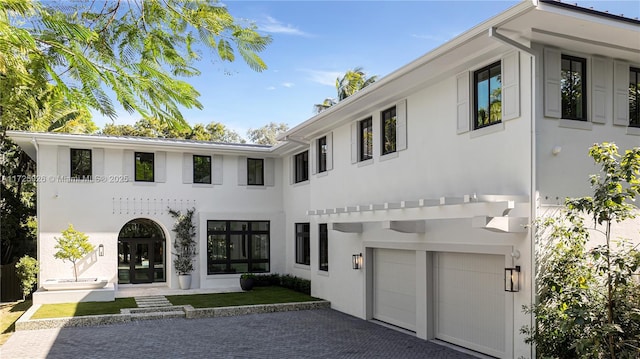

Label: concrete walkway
[1,309,481,359]
[134,295,172,308]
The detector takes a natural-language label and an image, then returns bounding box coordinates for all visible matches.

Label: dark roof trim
[540,0,640,25]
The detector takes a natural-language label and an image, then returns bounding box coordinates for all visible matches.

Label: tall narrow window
[193,155,212,184]
[247,158,264,186]
[294,151,309,183]
[70,148,92,180]
[630,67,640,128]
[561,55,587,121]
[317,136,327,173]
[135,152,154,182]
[359,117,373,161]
[381,106,397,155]
[318,223,328,272]
[474,61,502,129]
[295,223,310,265]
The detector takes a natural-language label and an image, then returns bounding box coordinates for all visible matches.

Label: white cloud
[282,82,294,88]
[302,69,341,87]
[266,86,276,91]
[259,16,310,36]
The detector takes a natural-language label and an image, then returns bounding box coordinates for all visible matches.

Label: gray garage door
[373,249,416,331]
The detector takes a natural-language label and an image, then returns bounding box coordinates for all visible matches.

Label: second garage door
[373,249,416,331]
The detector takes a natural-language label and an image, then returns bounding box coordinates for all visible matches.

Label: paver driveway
[1,309,478,359]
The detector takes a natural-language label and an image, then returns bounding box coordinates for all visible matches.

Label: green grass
[31,298,137,319]
[167,286,318,308]
[0,300,32,346]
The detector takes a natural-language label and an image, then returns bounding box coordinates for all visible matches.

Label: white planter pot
[178,274,192,290]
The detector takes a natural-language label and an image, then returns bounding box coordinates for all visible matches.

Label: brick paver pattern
[1,309,478,359]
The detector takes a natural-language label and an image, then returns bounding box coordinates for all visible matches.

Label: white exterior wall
[36,142,284,290]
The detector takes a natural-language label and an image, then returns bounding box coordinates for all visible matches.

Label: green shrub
[252,273,311,295]
[15,255,38,300]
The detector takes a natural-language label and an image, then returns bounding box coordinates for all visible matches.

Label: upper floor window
[317,136,327,173]
[70,148,92,180]
[294,151,309,183]
[561,55,587,121]
[135,152,154,182]
[319,223,328,272]
[359,117,373,161]
[295,222,310,266]
[193,155,211,184]
[630,67,640,128]
[381,106,397,155]
[474,61,502,129]
[247,158,264,186]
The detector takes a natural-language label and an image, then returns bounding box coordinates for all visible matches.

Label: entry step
[135,295,172,308]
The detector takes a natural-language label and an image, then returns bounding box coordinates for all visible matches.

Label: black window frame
[318,223,328,272]
[247,158,264,186]
[473,61,502,130]
[381,106,397,155]
[630,67,640,128]
[561,54,587,121]
[134,152,154,182]
[70,148,92,180]
[359,117,373,161]
[317,136,327,173]
[193,155,212,184]
[295,222,310,266]
[294,151,309,183]
[206,220,270,275]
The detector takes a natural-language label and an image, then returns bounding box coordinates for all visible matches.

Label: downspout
[488,27,538,359]
[30,137,41,289]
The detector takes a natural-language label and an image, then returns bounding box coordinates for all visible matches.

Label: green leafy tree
[15,255,38,300]
[169,208,197,275]
[53,224,95,281]
[523,142,640,358]
[314,67,377,113]
[246,122,289,145]
[101,119,245,143]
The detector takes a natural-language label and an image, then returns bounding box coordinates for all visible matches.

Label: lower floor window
[295,223,310,265]
[319,224,328,271]
[207,220,270,274]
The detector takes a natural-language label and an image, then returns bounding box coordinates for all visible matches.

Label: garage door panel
[436,252,506,358]
[373,249,416,331]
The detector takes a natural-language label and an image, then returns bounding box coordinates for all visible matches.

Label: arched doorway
[118,219,166,284]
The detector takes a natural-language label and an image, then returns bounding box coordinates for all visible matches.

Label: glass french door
[118,238,165,284]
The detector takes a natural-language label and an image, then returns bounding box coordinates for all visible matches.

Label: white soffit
[331,222,363,233]
[471,216,529,233]
[382,220,427,234]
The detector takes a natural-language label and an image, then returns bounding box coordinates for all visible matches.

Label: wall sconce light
[505,266,521,292]
[98,244,104,257]
[352,253,363,270]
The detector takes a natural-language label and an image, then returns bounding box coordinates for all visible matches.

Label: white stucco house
[7,0,640,358]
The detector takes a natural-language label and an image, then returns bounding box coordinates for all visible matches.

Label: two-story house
[8,1,639,358]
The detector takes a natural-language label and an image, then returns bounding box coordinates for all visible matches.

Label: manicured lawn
[31,298,137,319]
[0,301,31,346]
[167,286,318,308]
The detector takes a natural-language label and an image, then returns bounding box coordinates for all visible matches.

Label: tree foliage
[101,118,245,143]
[523,143,640,358]
[53,224,95,281]
[0,0,271,127]
[246,121,289,145]
[15,255,38,300]
[314,67,377,113]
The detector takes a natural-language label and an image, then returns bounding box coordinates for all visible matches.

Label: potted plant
[169,208,197,290]
[240,273,256,291]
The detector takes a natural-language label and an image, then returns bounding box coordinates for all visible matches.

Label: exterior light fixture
[505,266,521,292]
[98,244,105,257]
[352,253,363,270]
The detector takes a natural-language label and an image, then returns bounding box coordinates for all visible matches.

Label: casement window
[193,155,212,184]
[318,223,328,272]
[561,55,587,121]
[135,152,154,182]
[359,117,373,161]
[294,151,309,183]
[474,61,502,129]
[381,106,397,155]
[247,158,264,186]
[457,52,519,134]
[70,148,92,180]
[630,67,640,128]
[206,220,270,274]
[317,136,327,173]
[295,223,310,266]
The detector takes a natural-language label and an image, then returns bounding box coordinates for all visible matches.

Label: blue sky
[92,1,640,136]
